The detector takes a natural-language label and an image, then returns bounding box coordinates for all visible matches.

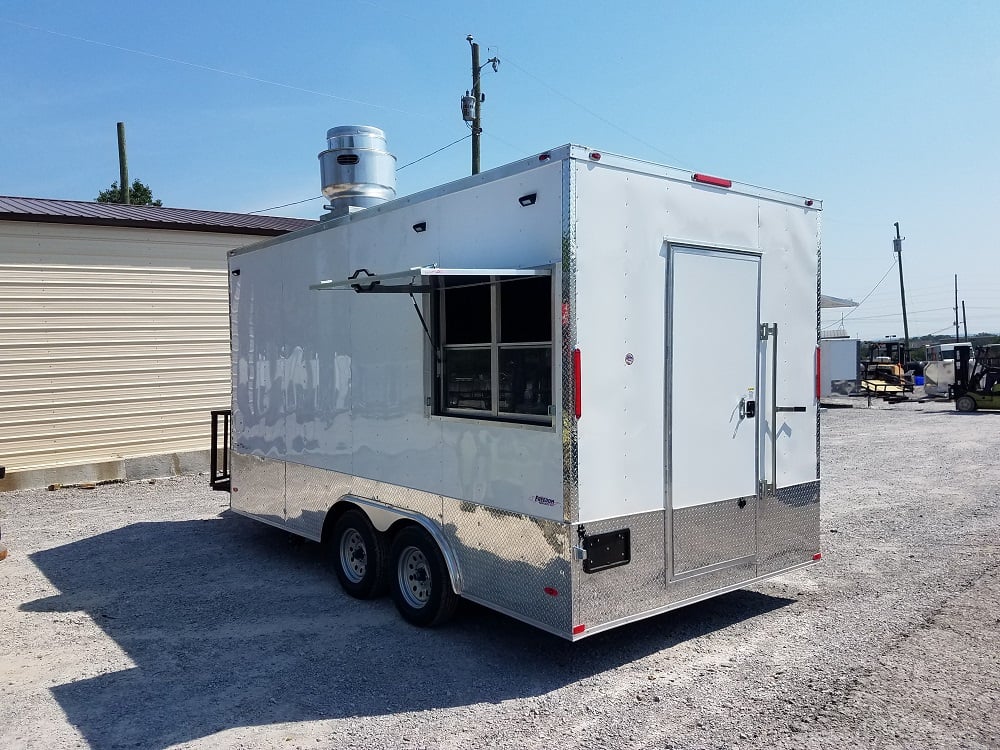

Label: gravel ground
[1,397,998,750]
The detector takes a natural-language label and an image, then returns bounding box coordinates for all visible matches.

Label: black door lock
[745,400,756,418]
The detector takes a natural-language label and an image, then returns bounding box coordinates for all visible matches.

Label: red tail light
[572,624,586,635]
[815,346,822,401]
[573,348,582,418]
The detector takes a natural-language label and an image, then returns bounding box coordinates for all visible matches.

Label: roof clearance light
[813,552,822,561]
[538,153,551,161]
[692,173,732,189]
[805,199,814,207]
[589,151,601,161]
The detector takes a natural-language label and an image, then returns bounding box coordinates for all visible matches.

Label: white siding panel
[0,221,263,473]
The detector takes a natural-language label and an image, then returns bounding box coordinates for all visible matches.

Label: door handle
[761,322,779,496]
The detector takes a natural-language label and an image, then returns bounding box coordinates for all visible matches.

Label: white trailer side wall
[231,162,568,523]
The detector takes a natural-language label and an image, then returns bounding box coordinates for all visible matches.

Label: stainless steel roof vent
[318,125,396,219]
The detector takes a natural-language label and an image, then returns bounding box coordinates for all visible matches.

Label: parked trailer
[214,131,822,640]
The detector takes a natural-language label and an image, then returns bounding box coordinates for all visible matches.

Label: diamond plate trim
[561,157,579,524]
[816,213,822,480]
[230,452,285,526]
[284,462,355,540]
[672,496,757,575]
[351,476,444,527]
[443,501,572,632]
[572,511,666,627]
[758,480,820,574]
[229,453,818,636]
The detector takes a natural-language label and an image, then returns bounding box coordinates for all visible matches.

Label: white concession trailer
[214,128,822,640]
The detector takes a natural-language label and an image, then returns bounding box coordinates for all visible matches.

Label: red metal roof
[0,196,316,236]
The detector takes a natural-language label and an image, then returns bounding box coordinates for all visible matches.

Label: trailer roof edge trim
[563,146,822,210]
[231,143,821,259]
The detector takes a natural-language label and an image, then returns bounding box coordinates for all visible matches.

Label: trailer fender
[331,496,464,596]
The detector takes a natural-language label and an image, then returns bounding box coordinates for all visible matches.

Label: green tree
[96,179,163,206]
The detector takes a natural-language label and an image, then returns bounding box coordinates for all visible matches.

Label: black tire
[955,394,977,413]
[328,508,389,599]
[389,525,459,627]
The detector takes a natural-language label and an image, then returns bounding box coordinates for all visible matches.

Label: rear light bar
[691,172,732,189]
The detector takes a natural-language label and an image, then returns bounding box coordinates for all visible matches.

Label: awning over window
[310,265,551,294]
[820,294,859,309]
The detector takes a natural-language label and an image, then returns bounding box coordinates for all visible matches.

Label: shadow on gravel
[926,410,1000,416]
[23,514,793,749]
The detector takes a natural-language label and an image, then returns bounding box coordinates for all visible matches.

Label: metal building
[0,197,313,490]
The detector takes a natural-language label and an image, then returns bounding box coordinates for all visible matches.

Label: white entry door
[668,246,761,576]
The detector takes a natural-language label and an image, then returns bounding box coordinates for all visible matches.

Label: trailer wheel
[389,526,458,627]
[329,509,389,599]
[956,395,977,412]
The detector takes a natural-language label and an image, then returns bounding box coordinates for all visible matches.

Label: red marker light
[805,199,814,207]
[573,348,582,418]
[572,624,586,635]
[813,553,822,561]
[692,173,733,189]
[815,346,822,401]
[589,151,601,161]
[539,153,551,161]
[543,587,559,597]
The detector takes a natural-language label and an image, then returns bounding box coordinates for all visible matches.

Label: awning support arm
[409,291,438,361]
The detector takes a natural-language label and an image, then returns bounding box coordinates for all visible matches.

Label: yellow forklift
[953,344,1000,412]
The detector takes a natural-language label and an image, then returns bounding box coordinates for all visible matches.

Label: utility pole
[893,222,910,364]
[961,300,968,340]
[462,36,499,175]
[117,122,130,205]
[954,274,960,343]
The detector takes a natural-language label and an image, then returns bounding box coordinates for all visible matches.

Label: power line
[397,133,471,171]
[500,55,683,165]
[248,195,323,214]
[0,18,428,117]
[825,306,953,322]
[822,259,898,329]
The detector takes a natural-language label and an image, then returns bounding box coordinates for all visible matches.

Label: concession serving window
[311,265,554,426]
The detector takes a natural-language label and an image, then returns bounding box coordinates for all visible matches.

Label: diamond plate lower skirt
[230,452,819,639]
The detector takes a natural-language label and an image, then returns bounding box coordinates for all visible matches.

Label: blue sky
[3,1,999,340]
